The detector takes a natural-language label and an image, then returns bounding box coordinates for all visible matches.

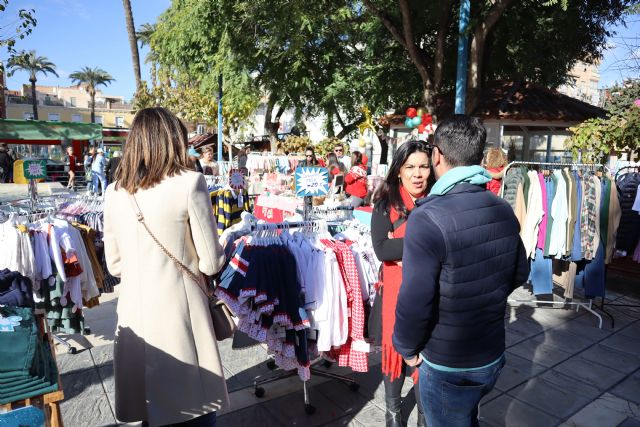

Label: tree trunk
[90,90,96,123]
[264,95,284,152]
[0,64,6,119]
[434,0,454,93]
[336,115,365,140]
[377,128,389,165]
[122,0,142,93]
[151,61,158,89]
[466,0,513,112]
[30,79,38,120]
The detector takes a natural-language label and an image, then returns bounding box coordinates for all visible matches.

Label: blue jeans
[418,355,505,427]
[92,173,107,196]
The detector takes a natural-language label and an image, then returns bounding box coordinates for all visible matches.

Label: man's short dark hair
[434,115,486,167]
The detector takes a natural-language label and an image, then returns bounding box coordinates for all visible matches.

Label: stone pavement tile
[83,316,116,347]
[97,363,114,393]
[577,344,640,374]
[611,370,640,405]
[534,329,594,355]
[601,307,638,328]
[353,402,386,426]
[561,393,640,427]
[507,336,573,368]
[56,348,95,374]
[90,344,114,367]
[217,403,282,426]
[601,334,640,356]
[61,367,104,401]
[314,379,370,417]
[618,417,640,427]
[348,369,384,403]
[494,353,547,392]
[511,307,578,329]
[220,343,269,375]
[59,394,116,427]
[617,321,640,339]
[505,318,546,340]
[225,360,276,393]
[553,318,615,342]
[507,370,601,420]
[479,395,560,427]
[261,388,347,426]
[554,356,627,391]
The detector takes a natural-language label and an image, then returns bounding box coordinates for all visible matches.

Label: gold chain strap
[130,195,212,298]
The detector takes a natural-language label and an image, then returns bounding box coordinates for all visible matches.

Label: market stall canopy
[189,133,217,149]
[0,119,102,141]
[379,80,607,127]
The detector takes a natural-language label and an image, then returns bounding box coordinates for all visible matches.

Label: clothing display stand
[0,315,65,427]
[248,215,361,415]
[0,195,96,354]
[501,161,616,329]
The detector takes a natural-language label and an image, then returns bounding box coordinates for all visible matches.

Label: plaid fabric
[321,239,368,372]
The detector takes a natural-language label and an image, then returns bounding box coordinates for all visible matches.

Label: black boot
[414,383,426,427]
[384,375,403,427]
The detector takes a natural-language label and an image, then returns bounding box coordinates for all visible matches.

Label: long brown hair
[116,107,190,193]
[373,140,432,219]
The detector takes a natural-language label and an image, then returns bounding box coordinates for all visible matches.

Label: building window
[196,124,206,134]
[115,116,125,128]
[23,112,34,120]
[94,115,104,124]
[70,97,77,107]
[72,114,82,123]
[48,113,60,122]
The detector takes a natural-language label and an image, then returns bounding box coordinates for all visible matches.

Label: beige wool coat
[104,171,229,426]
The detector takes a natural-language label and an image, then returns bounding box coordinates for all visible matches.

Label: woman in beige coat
[104,107,228,427]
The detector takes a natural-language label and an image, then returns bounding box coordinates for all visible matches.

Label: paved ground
[54,274,640,427]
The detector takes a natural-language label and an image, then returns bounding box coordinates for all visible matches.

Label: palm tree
[122,0,142,93]
[136,22,158,88]
[69,67,115,123]
[7,50,59,120]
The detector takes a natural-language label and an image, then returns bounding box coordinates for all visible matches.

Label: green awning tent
[0,119,102,141]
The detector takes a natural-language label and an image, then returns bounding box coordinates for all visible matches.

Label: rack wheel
[83,327,91,335]
[254,387,265,398]
[349,383,360,392]
[266,360,277,370]
[304,404,316,415]
[322,360,332,368]
[68,347,77,355]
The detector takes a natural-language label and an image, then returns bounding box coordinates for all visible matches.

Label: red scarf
[381,186,424,381]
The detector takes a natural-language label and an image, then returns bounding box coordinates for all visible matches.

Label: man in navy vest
[393,115,529,427]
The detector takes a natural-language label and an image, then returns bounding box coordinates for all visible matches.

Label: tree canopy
[146,0,638,145]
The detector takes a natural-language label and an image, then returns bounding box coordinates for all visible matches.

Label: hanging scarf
[382,185,423,382]
[429,165,492,196]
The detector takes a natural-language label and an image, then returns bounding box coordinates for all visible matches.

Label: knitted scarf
[381,185,423,382]
[429,165,492,196]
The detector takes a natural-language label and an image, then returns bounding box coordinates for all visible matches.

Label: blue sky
[3,0,170,100]
[1,2,638,99]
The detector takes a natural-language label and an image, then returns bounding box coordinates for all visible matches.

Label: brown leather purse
[130,195,237,341]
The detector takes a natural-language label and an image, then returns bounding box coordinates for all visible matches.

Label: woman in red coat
[345,151,368,206]
[371,140,432,427]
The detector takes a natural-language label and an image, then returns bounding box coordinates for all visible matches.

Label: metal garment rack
[248,212,360,415]
[502,161,614,329]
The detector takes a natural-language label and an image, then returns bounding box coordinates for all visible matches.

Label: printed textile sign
[229,168,246,190]
[23,160,47,179]
[295,167,329,197]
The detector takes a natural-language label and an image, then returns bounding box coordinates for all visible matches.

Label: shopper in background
[334,142,351,169]
[345,150,368,207]
[199,146,219,176]
[105,151,122,185]
[0,143,13,183]
[84,147,95,192]
[65,146,77,190]
[300,146,320,167]
[326,152,347,183]
[237,147,248,170]
[393,116,529,427]
[483,147,508,195]
[188,147,204,173]
[91,148,108,196]
[104,107,228,427]
[371,140,432,427]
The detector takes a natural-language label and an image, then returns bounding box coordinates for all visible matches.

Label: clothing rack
[502,160,614,329]
[248,216,361,415]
